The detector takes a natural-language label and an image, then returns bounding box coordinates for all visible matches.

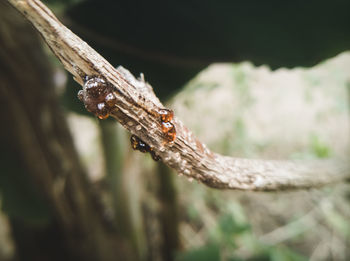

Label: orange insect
[158,109,176,142]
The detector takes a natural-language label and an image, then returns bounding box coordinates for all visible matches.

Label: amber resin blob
[78,76,118,119]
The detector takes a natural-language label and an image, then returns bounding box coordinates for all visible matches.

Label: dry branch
[7,0,350,190]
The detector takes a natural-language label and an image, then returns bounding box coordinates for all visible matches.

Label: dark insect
[130,135,160,161]
[158,108,176,142]
[130,134,150,153]
[78,76,117,119]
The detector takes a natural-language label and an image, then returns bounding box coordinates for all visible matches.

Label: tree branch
[8,0,350,190]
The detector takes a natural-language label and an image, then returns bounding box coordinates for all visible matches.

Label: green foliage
[310,134,332,158]
[269,246,308,261]
[219,213,249,236]
[176,191,309,261]
[322,205,350,238]
[291,134,332,160]
[176,244,221,261]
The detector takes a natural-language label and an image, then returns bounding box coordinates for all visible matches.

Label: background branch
[8,0,350,190]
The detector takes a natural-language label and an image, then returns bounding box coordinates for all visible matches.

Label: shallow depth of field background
[67,53,350,261]
[0,1,349,261]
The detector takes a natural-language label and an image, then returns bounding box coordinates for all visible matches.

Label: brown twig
[7,0,350,190]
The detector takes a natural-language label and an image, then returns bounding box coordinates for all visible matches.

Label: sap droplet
[79,76,116,118]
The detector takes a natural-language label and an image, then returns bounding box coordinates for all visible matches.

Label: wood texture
[7,0,350,190]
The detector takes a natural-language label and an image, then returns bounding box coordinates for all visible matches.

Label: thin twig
[7,0,350,190]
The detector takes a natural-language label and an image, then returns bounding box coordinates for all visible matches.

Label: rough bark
[6,0,350,190]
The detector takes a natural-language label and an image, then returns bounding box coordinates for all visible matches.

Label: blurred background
[0,0,349,260]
